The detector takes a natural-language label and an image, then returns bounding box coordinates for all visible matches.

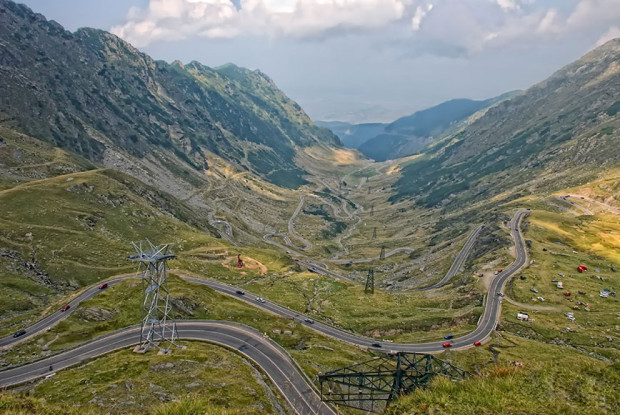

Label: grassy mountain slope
[392,39,620,207]
[0,0,339,189]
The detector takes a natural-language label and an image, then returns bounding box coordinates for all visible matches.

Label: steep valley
[0,1,619,414]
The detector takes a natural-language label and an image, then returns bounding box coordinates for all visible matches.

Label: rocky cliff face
[0,0,340,189]
[392,39,620,207]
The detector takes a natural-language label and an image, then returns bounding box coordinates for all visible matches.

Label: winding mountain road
[0,210,529,412]
[566,194,620,215]
[0,322,335,415]
[0,210,528,380]
[415,225,484,291]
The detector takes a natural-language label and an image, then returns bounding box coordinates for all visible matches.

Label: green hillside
[392,39,620,207]
[0,0,340,189]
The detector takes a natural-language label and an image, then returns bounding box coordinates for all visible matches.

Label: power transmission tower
[380,245,386,260]
[365,268,374,294]
[368,186,371,195]
[372,227,377,240]
[370,205,374,216]
[129,241,178,353]
[319,352,469,413]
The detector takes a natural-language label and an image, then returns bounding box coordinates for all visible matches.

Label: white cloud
[112,0,410,46]
[411,3,433,31]
[495,0,519,11]
[111,0,620,57]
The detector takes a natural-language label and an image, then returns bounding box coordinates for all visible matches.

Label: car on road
[235,290,245,295]
[497,292,505,297]
[474,341,482,346]
[442,342,452,348]
[255,297,266,303]
[98,282,108,289]
[498,269,503,273]
[294,258,299,261]
[371,342,382,348]
[304,318,314,324]
[60,304,70,312]
[12,329,26,338]
[444,334,453,339]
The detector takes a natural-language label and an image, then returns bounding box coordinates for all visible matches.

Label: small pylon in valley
[380,245,386,260]
[365,268,374,294]
[372,227,377,240]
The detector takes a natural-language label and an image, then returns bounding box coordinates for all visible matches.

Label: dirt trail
[0,169,104,197]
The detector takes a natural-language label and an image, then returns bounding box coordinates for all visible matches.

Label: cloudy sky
[19,0,620,123]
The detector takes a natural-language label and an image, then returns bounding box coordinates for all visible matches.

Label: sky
[18,0,620,123]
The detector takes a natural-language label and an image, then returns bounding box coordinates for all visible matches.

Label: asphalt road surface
[0,321,334,415]
[415,225,484,291]
[2,211,527,353]
[0,210,529,414]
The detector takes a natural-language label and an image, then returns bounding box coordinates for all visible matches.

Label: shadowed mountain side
[0,0,340,189]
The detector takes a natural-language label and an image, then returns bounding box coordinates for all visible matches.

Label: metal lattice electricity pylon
[319,352,469,412]
[128,241,178,352]
[380,245,386,260]
[365,268,374,294]
[372,227,377,240]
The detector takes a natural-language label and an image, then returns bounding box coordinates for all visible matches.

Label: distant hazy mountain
[315,121,387,149]
[0,0,340,189]
[357,92,520,161]
[392,38,620,207]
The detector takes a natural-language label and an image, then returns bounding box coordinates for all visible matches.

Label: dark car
[98,282,108,289]
[304,318,314,324]
[60,304,70,312]
[235,290,245,295]
[371,342,382,348]
[12,329,26,338]
[444,334,453,339]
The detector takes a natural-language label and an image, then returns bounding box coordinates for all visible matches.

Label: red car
[474,341,482,346]
[442,342,452,348]
[98,282,108,289]
[498,269,503,273]
[60,304,70,312]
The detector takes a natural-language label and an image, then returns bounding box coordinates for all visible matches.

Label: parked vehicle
[444,334,453,339]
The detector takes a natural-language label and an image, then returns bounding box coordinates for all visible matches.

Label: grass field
[1,342,285,414]
[387,332,620,415]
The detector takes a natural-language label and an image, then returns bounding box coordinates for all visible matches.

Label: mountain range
[391,38,620,208]
[0,0,340,190]
[320,92,519,161]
